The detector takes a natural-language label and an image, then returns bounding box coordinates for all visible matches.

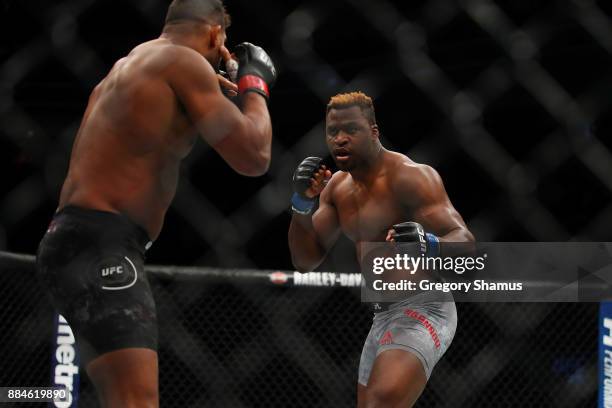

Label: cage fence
[0,252,600,407]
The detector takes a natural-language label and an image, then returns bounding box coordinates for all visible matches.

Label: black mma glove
[291,157,324,215]
[392,221,440,257]
[234,42,276,100]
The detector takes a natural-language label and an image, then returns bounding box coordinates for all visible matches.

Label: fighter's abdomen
[60,132,180,239]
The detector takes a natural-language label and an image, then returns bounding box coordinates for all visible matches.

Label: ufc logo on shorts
[101,266,124,277]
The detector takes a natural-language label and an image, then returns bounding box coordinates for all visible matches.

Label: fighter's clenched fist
[386,221,440,257]
[234,42,276,100]
[291,157,332,214]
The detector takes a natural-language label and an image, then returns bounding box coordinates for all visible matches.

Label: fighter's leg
[357,300,457,408]
[357,383,367,408]
[76,269,159,408]
[86,348,158,408]
[357,315,381,408]
[68,254,158,408]
[361,349,427,408]
[36,209,160,407]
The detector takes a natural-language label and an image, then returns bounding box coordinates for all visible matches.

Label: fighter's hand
[387,221,440,256]
[305,165,332,198]
[293,157,332,199]
[217,74,238,97]
[218,46,238,97]
[387,221,425,243]
[234,42,276,100]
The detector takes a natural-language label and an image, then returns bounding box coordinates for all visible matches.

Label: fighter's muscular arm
[394,163,474,243]
[289,175,342,272]
[168,47,271,176]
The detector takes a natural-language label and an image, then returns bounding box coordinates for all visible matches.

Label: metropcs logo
[604,318,612,347]
[53,315,78,407]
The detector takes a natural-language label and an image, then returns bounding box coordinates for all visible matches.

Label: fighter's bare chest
[332,182,408,242]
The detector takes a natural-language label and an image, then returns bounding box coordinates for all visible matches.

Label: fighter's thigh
[86,348,159,408]
[358,321,379,408]
[357,383,367,408]
[74,251,157,361]
[39,238,157,364]
[358,321,379,387]
[364,349,427,408]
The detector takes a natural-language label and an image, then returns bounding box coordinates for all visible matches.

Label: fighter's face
[207,25,227,67]
[326,106,377,171]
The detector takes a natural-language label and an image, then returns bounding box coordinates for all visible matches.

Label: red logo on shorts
[379,330,393,345]
[404,309,441,349]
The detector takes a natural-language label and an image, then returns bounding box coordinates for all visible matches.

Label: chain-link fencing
[0,253,600,407]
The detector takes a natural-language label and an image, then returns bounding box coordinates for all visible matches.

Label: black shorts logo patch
[96,255,138,290]
[101,265,124,277]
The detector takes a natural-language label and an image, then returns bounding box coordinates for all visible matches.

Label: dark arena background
[1,0,612,407]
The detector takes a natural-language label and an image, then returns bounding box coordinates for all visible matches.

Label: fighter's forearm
[233,41,275,172]
[439,226,475,243]
[288,214,327,272]
[438,226,476,257]
[240,93,272,174]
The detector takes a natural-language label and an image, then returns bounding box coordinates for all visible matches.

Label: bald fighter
[288,92,474,407]
[36,0,276,406]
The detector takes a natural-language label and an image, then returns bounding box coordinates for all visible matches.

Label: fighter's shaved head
[165,0,231,29]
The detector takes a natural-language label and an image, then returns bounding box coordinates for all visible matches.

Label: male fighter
[288,92,474,407]
[36,1,276,407]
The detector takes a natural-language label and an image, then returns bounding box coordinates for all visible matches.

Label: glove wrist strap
[425,233,440,257]
[291,192,316,215]
[238,75,270,99]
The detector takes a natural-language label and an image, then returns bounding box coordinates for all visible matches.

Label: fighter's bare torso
[59,39,200,239]
[324,150,464,258]
[330,152,406,242]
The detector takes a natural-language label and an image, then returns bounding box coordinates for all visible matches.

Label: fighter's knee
[364,385,404,408]
[102,386,158,408]
[93,377,158,408]
[133,383,159,404]
[124,380,158,404]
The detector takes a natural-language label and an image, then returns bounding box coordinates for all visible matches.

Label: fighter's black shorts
[36,206,157,365]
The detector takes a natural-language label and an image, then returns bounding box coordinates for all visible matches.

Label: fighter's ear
[208,24,223,48]
[371,124,380,139]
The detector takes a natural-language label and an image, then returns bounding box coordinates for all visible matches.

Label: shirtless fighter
[36,0,276,406]
[288,92,474,407]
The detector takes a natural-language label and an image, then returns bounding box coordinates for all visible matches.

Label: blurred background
[0,0,610,407]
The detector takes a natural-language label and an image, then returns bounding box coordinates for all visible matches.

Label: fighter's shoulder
[165,44,214,73]
[387,152,442,192]
[132,41,215,77]
[321,171,349,202]
[327,170,350,189]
